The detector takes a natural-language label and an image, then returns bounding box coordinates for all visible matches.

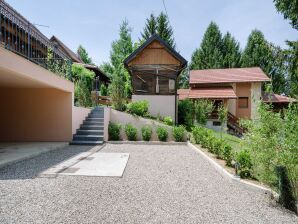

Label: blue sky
[6,0,297,65]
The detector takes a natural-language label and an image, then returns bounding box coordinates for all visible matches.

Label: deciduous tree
[77,45,92,64]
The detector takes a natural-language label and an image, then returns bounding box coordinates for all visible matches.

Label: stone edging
[107,141,187,145]
[187,141,275,195]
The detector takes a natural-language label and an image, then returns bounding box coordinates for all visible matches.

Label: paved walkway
[0,142,67,168]
[0,144,297,223]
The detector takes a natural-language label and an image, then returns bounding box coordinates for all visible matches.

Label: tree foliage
[222,32,241,68]
[77,45,92,64]
[101,20,134,109]
[241,103,298,205]
[274,0,298,30]
[194,99,214,125]
[190,22,223,69]
[285,41,298,97]
[241,30,287,94]
[140,12,176,48]
[72,63,95,107]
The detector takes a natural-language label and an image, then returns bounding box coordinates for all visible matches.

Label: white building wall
[251,82,262,119]
[132,95,176,121]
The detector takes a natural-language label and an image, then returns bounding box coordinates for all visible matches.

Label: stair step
[86,118,104,121]
[80,125,104,130]
[83,121,104,125]
[69,140,103,146]
[77,130,104,135]
[88,114,104,118]
[73,135,103,141]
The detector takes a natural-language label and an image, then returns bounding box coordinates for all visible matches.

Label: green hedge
[141,126,152,141]
[108,122,121,140]
[124,123,138,141]
[127,100,149,117]
[156,126,168,142]
[192,126,233,167]
[172,125,186,142]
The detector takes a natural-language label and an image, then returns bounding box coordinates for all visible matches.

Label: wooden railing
[91,91,131,106]
[227,112,245,135]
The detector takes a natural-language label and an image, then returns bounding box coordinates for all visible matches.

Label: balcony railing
[0,0,72,79]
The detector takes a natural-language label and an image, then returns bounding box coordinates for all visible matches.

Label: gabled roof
[178,87,237,100]
[262,93,297,103]
[74,63,110,83]
[190,67,270,84]
[124,34,187,68]
[50,36,82,63]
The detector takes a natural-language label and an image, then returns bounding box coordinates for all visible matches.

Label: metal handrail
[0,0,72,78]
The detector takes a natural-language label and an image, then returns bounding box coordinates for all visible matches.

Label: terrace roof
[190,67,270,84]
[178,87,237,100]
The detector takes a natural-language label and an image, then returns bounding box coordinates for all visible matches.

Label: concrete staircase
[70,107,104,145]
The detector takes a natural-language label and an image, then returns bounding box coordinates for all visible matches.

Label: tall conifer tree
[140,12,176,48]
[190,22,223,69]
[222,32,241,68]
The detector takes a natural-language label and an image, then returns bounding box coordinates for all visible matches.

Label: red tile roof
[190,67,270,84]
[178,87,237,100]
[262,93,297,103]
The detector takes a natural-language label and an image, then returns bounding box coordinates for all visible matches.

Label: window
[238,97,248,108]
[213,121,221,126]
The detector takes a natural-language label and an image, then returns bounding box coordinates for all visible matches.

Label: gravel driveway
[0,143,297,223]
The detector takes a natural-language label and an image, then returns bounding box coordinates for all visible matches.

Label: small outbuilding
[124,34,187,123]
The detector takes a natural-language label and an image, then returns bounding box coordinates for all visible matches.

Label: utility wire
[162,0,172,27]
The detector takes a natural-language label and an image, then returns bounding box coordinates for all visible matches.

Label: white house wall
[132,95,176,121]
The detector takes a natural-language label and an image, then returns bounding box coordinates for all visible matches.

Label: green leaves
[190,22,224,70]
[140,12,176,49]
[71,64,95,107]
[274,0,298,30]
[241,30,287,94]
[77,45,92,64]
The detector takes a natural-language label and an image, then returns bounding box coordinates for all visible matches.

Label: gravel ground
[0,143,297,223]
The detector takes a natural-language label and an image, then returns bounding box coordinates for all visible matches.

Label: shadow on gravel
[0,145,96,180]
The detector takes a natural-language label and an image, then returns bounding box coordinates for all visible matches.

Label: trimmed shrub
[156,126,168,142]
[236,149,253,178]
[127,100,149,117]
[141,126,152,141]
[221,143,233,166]
[212,138,224,157]
[124,123,138,141]
[108,122,121,140]
[172,125,186,142]
[163,116,174,126]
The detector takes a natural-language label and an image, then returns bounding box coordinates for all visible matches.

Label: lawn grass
[212,130,243,152]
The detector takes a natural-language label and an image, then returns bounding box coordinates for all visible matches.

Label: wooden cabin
[124,34,187,123]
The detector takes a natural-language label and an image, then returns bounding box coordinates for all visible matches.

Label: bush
[172,125,186,142]
[156,126,168,142]
[108,122,121,140]
[221,143,233,166]
[124,123,138,141]
[127,100,149,117]
[100,84,108,96]
[192,126,212,145]
[163,116,174,126]
[236,149,253,178]
[141,126,152,141]
[178,99,194,130]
